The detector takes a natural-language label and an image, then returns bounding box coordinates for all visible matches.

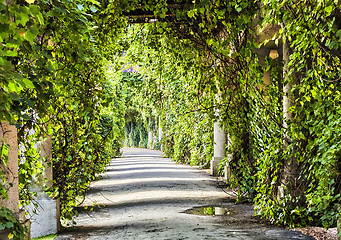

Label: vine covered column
[337,204,341,240]
[147,129,153,149]
[279,35,300,199]
[211,108,226,176]
[27,135,60,238]
[147,118,155,149]
[158,116,163,151]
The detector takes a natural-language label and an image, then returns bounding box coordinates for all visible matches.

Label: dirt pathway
[56,147,314,240]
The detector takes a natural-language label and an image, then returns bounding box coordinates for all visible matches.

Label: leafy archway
[0,0,340,237]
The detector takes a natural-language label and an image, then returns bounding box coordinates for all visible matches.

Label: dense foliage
[114,26,214,167]
[0,0,124,235]
[115,0,341,230]
[1,0,341,238]
[0,206,27,239]
[120,72,150,148]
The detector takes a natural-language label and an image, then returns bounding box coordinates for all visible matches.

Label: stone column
[38,136,53,187]
[278,36,300,199]
[153,133,157,149]
[211,119,226,176]
[0,122,29,240]
[0,122,19,213]
[283,41,294,149]
[256,46,273,95]
[147,131,153,149]
[337,203,341,240]
[263,69,271,86]
[158,117,163,151]
[26,136,60,238]
[223,137,232,181]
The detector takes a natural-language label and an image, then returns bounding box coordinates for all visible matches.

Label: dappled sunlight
[61,148,314,240]
[90,177,212,189]
[105,166,191,172]
[106,162,186,170]
[3,0,338,237]
[81,147,225,216]
[102,168,201,177]
[120,155,163,158]
[82,189,227,207]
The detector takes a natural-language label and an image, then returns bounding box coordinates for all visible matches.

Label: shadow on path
[56,147,314,240]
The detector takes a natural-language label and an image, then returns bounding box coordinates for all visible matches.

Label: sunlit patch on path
[56,148,314,240]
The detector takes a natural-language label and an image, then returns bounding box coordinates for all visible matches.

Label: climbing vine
[1,0,341,237]
[0,0,125,233]
[113,25,215,166]
[0,206,27,239]
[115,0,341,230]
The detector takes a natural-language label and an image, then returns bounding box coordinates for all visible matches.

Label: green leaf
[8,82,22,93]
[336,30,341,38]
[16,13,29,26]
[235,5,242,12]
[325,5,333,14]
[24,30,36,42]
[5,222,14,228]
[22,78,35,89]
[187,10,195,18]
[5,50,17,57]
[29,5,44,25]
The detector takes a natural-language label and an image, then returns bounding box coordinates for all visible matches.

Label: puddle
[183,206,234,216]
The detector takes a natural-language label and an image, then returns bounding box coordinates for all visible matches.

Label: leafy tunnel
[0,0,341,239]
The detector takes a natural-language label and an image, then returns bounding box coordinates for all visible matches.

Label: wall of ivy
[1,0,341,238]
[114,0,341,231]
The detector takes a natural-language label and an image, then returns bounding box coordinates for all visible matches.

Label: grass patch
[32,234,57,240]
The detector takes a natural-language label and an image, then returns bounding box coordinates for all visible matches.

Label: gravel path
[56,147,314,240]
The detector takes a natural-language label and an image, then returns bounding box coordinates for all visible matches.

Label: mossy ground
[32,234,57,240]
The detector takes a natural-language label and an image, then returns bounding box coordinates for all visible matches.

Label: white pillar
[153,131,157,149]
[26,136,60,238]
[147,131,153,149]
[158,117,163,151]
[158,121,163,142]
[224,136,232,181]
[211,120,226,176]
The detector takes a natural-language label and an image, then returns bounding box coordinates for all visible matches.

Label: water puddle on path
[183,206,234,216]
